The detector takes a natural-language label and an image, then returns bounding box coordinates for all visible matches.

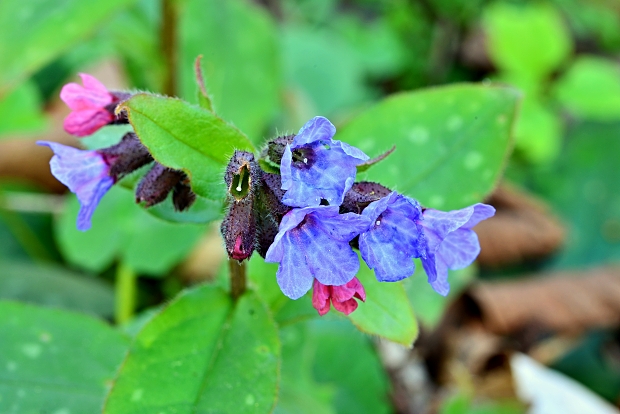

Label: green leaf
[179,0,280,142]
[82,124,224,224]
[484,2,572,79]
[0,260,114,317]
[104,285,280,414]
[0,0,137,96]
[275,324,336,414]
[0,301,129,413]
[309,318,392,414]
[119,93,255,200]
[247,256,318,325]
[0,80,47,138]
[514,95,562,164]
[338,84,519,210]
[348,259,418,346]
[553,56,620,121]
[56,186,204,275]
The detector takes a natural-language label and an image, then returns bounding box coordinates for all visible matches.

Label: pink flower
[311,277,366,316]
[60,73,116,137]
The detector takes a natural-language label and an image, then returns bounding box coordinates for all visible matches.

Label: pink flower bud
[60,73,115,137]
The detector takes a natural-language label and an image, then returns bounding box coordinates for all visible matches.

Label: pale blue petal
[76,176,114,231]
[359,193,424,282]
[275,232,314,299]
[437,228,480,269]
[462,203,496,229]
[292,116,336,146]
[429,256,450,296]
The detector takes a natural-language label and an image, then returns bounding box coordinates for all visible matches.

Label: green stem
[229,260,247,300]
[115,262,137,324]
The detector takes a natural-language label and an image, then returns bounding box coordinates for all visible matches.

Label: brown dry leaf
[475,182,566,268]
[468,266,620,336]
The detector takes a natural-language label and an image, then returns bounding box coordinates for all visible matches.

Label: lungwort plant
[35,61,518,413]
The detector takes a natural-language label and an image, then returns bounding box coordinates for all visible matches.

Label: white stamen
[236,184,242,192]
[376,220,381,226]
[303,157,308,164]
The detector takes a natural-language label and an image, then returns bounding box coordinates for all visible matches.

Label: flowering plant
[32,63,516,412]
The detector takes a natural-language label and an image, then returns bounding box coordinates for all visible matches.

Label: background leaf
[104,285,280,414]
[484,2,572,79]
[0,80,47,138]
[0,260,114,317]
[338,84,519,210]
[56,186,204,275]
[0,301,129,413]
[119,93,255,200]
[553,56,620,121]
[0,0,137,95]
[348,259,418,346]
[309,318,392,414]
[179,0,280,142]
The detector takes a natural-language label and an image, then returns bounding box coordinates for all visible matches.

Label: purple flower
[418,203,495,296]
[265,205,371,299]
[280,116,369,207]
[312,277,366,316]
[60,74,116,137]
[38,141,114,231]
[358,192,425,282]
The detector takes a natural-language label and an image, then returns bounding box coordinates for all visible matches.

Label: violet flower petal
[265,206,370,299]
[280,117,369,207]
[359,192,424,282]
[37,141,113,231]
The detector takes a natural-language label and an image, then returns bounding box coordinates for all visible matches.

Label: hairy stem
[115,262,136,324]
[229,259,247,300]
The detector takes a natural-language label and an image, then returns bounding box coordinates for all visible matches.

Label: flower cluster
[40,74,195,230]
[221,117,495,316]
[44,73,494,318]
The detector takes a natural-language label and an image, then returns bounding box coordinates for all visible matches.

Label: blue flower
[419,203,495,296]
[265,205,371,299]
[38,141,114,231]
[358,192,425,282]
[280,116,369,207]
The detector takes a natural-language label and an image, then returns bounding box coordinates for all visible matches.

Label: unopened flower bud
[255,171,291,257]
[172,180,196,212]
[98,132,152,180]
[260,134,294,166]
[221,151,260,261]
[136,163,186,207]
[340,181,392,214]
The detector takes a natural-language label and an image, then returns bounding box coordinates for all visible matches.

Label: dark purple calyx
[255,171,292,258]
[172,180,196,212]
[136,163,188,208]
[104,92,132,125]
[260,134,294,166]
[221,151,260,262]
[340,181,392,214]
[98,132,153,182]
